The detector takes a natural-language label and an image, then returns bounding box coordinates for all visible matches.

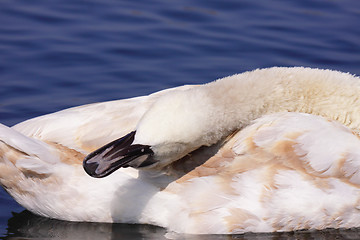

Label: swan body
[1,67,360,234]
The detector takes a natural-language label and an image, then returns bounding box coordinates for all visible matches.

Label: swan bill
[83,131,154,178]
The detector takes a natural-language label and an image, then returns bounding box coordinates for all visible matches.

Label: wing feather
[0,123,56,175]
[12,85,195,154]
[231,112,360,183]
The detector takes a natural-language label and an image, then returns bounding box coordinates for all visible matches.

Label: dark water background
[0,0,359,239]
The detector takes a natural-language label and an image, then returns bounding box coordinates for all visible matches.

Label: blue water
[0,0,359,239]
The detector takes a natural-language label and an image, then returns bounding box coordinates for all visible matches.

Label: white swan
[1,67,360,234]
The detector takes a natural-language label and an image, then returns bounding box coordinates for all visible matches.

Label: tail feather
[0,124,57,176]
[0,123,88,218]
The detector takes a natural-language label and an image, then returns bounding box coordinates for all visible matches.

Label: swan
[1,67,360,234]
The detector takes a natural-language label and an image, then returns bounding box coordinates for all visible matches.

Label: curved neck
[201,67,360,141]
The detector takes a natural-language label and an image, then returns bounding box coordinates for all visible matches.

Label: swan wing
[172,112,360,183]
[12,85,196,155]
[164,112,360,233]
[230,112,360,183]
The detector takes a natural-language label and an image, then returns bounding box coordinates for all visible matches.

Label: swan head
[83,88,229,178]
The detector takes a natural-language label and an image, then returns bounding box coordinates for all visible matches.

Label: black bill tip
[83,131,154,178]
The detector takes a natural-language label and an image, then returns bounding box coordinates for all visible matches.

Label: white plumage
[1,67,360,234]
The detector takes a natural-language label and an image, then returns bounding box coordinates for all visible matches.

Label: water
[0,0,359,239]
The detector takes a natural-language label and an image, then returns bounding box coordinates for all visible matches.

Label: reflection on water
[2,210,360,240]
[3,211,168,240]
